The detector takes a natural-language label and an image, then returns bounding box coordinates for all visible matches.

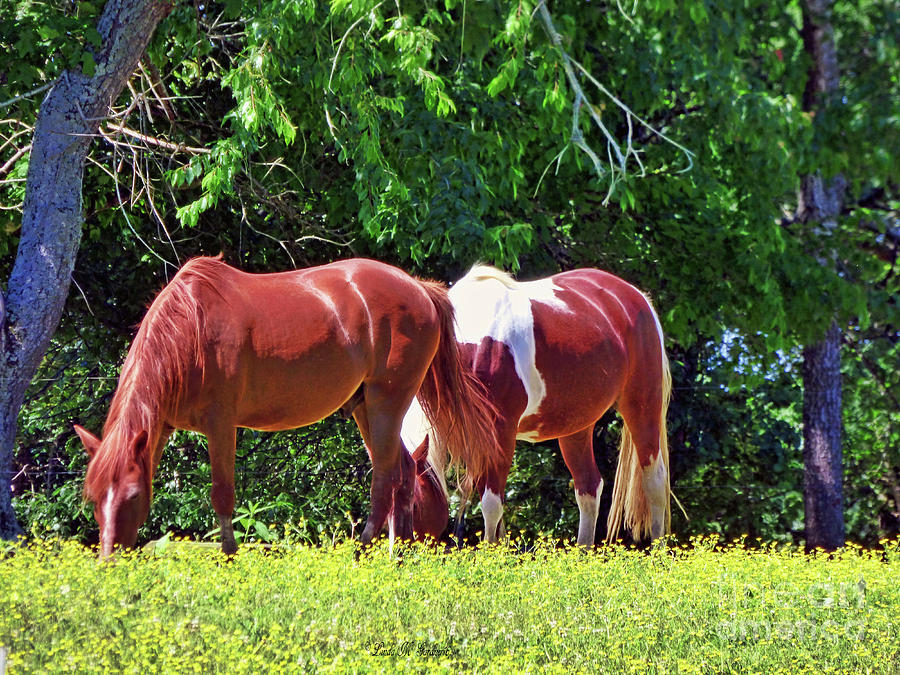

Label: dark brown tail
[416,280,500,481]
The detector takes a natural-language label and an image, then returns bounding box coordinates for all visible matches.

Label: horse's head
[75,425,152,558]
[410,437,449,542]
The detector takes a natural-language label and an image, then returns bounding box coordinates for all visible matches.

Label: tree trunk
[802,321,845,549]
[799,0,846,551]
[0,0,170,539]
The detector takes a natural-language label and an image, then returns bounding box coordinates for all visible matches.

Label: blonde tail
[606,353,672,542]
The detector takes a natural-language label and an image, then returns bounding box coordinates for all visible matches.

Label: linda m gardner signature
[367,640,455,658]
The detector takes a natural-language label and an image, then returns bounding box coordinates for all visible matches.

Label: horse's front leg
[479,425,516,544]
[559,426,604,547]
[205,426,238,555]
[454,483,471,546]
[360,458,412,547]
[481,484,505,543]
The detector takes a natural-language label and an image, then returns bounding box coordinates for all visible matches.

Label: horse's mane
[461,264,518,289]
[84,257,229,501]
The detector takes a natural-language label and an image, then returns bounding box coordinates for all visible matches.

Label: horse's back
[174,257,435,342]
[548,268,662,345]
[451,265,655,364]
[450,266,664,440]
[167,257,441,432]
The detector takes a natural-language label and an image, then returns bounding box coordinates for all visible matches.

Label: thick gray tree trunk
[798,0,846,551]
[0,0,170,538]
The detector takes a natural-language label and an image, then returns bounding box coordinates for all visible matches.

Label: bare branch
[570,58,695,172]
[239,201,298,268]
[328,3,384,93]
[0,126,33,154]
[295,234,356,248]
[0,144,30,178]
[139,59,176,123]
[0,82,55,110]
[100,123,211,154]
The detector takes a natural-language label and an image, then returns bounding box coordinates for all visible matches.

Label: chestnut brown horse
[407,436,451,542]
[403,264,672,546]
[76,257,497,557]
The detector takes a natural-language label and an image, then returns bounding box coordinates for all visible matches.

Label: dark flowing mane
[84,258,228,501]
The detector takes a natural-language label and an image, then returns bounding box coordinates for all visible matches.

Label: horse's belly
[234,358,364,432]
[516,399,614,442]
[237,405,343,432]
[515,357,624,442]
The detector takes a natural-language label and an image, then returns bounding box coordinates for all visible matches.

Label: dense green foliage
[1,0,898,544]
[1,538,898,672]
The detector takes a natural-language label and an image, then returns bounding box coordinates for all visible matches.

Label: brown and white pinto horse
[403,265,672,546]
[75,257,497,557]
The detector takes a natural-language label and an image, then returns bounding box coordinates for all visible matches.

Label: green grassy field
[1,537,898,673]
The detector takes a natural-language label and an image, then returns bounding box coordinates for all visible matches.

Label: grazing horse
[75,257,497,557]
[408,437,451,542]
[403,265,672,546]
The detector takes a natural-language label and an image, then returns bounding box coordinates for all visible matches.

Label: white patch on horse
[102,486,115,547]
[642,452,668,540]
[450,269,571,435]
[388,512,396,556]
[481,488,504,543]
[574,481,603,546]
[401,396,431,454]
[401,399,449,499]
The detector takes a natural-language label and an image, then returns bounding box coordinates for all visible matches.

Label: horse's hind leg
[205,426,238,555]
[617,383,669,541]
[353,393,415,546]
[558,425,604,546]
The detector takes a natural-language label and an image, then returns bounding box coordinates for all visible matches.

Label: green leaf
[84,27,102,49]
[253,521,273,541]
[688,2,708,25]
[80,52,96,77]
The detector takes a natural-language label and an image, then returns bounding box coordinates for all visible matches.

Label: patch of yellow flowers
[0,535,897,673]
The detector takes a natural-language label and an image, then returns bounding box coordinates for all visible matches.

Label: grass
[1,536,898,673]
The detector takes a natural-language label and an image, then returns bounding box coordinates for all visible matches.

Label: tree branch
[535,0,694,205]
[0,83,55,110]
[100,123,211,154]
[0,144,31,179]
[0,0,174,538]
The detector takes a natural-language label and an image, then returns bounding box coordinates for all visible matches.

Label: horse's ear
[129,430,149,462]
[130,430,148,452]
[74,425,101,460]
[129,430,152,477]
[412,436,430,466]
